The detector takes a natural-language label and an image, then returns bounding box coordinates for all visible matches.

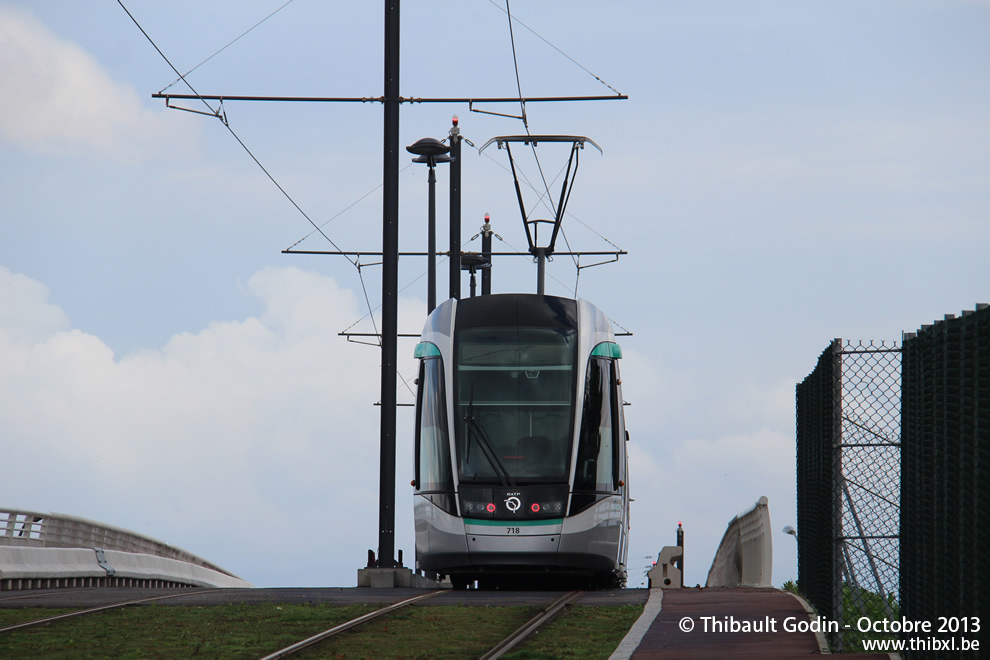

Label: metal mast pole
[448,116,462,300]
[427,161,437,312]
[377,0,400,569]
[535,247,546,295]
[481,214,492,295]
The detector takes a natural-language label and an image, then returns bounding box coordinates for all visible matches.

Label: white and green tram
[412,293,630,589]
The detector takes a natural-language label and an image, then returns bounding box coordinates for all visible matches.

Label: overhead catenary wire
[117,0,420,402]
[159,0,296,93]
[117,0,356,268]
[502,1,559,225]
[468,140,618,292]
[154,93,626,104]
[284,162,416,252]
[288,135,626,306]
[469,140,623,255]
[486,0,624,97]
[122,1,631,365]
[505,0,528,131]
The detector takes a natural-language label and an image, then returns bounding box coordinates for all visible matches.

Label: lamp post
[448,116,462,301]
[481,214,493,295]
[406,137,450,313]
[460,253,490,298]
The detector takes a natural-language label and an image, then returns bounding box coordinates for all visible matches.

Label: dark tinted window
[575,357,618,492]
[416,357,453,492]
[455,326,576,484]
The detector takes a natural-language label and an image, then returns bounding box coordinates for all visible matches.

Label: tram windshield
[455,326,576,484]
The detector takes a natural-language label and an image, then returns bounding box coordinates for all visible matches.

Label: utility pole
[377,0,400,569]
[449,116,462,300]
[145,4,627,582]
[481,213,493,295]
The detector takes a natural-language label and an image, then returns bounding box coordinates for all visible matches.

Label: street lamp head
[411,154,452,164]
[460,253,490,271]
[406,137,450,158]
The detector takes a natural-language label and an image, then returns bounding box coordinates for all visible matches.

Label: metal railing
[0,508,236,579]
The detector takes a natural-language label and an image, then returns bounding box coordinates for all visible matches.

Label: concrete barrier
[1,508,252,590]
[102,549,252,588]
[0,547,105,580]
[0,546,252,590]
[1,508,232,574]
[706,495,773,587]
[356,567,450,589]
[647,545,683,589]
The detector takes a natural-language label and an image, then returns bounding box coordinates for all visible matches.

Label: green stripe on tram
[591,342,622,359]
[464,518,563,527]
[413,342,441,358]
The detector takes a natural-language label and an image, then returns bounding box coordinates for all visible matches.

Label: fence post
[831,338,844,649]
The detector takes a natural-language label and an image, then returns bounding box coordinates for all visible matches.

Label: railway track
[259,589,447,659]
[0,588,221,634]
[479,590,584,660]
[1,587,587,657]
[0,588,90,604]
[260,589,584,659]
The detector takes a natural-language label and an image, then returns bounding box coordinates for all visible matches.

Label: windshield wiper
[463,387,515,487]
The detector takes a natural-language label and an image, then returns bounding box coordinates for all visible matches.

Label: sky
[1,1,988,589]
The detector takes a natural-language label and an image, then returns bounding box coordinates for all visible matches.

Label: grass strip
[0,603,377,659]
[503,604,644,659]
[295,604,540,659]
[0,608,83,629]
[0,602,643,659]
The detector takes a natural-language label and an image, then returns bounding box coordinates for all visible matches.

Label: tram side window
[417,357,453,492]
[575,357,618,492]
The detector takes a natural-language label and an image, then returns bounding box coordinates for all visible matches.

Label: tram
[412,292,630,589]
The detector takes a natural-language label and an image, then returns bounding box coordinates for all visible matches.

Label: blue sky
[1,1,987,588]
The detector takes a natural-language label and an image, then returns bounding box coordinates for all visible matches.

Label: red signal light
[531,503,540,512]
[486,503,496,513]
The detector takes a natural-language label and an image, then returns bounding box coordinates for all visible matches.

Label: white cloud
[0,266,70,345]
[0,5,194,159]
[627,426,797,588]
[0,265,389,585]
[0,263,804,587]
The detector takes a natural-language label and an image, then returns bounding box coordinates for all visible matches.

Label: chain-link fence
[798,305,989,658]
[796,339,901,652]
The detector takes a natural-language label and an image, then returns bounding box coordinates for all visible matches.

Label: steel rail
[0,589,221,634]
[258,589,447,659]
[0,587,97,604]
[480,590,584,660]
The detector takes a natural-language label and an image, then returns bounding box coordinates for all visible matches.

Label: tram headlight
[538,501,564,514]
[462,501,495,515]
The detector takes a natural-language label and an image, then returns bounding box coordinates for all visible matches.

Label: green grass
[0,603,378,659]
[503,605,645,660]
[780,580,901,654]
[837,583,900,653]
[0,602,644,659]
[295,605,541,659]
[0,608,82,629]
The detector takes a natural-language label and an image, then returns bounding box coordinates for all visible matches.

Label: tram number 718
[506,527,521,534]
